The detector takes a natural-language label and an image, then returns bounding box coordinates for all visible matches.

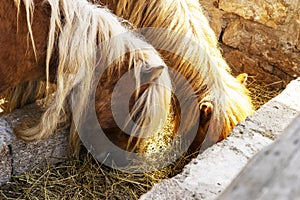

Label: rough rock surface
[199,0,300,88]
[140,78,300,200]
[0,121,11,185]
[0,103,69,185]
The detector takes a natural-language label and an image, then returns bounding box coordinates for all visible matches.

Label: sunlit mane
[103,0,254,143]
[10,0,172,152]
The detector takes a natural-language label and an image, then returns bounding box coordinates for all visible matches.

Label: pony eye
[142,63,152,72]
[144,63,151,69]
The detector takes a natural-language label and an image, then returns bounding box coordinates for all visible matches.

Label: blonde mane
[11,0,172,152]
[102,0,254,143]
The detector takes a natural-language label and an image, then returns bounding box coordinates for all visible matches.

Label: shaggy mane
[102,0,254,143]
[10,0,172,153]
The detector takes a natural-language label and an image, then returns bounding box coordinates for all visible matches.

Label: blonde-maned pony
[98,0,254,145]
[4,0,172,154]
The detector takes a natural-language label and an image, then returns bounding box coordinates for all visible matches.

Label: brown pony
[96,0,254,147]
[0,0,173,157]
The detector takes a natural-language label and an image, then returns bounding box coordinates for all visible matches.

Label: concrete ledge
[140,78,300,200]
[217,115,300,199]
[0,104,68,185]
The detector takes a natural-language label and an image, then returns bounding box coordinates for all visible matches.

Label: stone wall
[199,0,300,88]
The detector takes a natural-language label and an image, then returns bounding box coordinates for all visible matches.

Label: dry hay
[0,150,197,199]
[0,81,282,199]
[247,78,284,110]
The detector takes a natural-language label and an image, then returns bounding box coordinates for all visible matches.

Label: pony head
[94,49,172,154]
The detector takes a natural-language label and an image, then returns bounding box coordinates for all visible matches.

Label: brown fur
[0,1,55,92]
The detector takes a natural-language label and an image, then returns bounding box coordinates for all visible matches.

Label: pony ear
[236,73,248,85]
[199,100,213,125]
[141,63,165,83]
